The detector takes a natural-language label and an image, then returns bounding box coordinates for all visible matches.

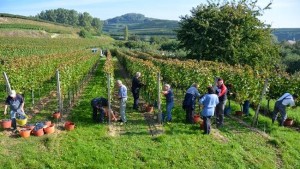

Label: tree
[78,12,93,28]
[91,18,103,34]
[67,10,79,26]
[176,0,280,68]
[124,25,129,41]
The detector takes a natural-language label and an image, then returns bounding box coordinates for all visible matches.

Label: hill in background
[103,13,300,42]
[0,12,299,42]
[103,13,178,40]
[272,28,300,42]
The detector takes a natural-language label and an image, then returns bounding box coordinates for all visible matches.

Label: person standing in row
[182,83,201,124]
[199,87,219,134]
[162,84,174,124]
[272,93,298,126]
[4,90,26,132]
[131,72,143,110]
[117,80,127,123]
[215,78,227,128]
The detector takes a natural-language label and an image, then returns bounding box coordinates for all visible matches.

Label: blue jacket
[199,94,219,117]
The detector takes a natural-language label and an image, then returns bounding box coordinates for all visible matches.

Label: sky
[0,0,299,28]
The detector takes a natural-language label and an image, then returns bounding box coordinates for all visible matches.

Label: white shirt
[277,93,295,106]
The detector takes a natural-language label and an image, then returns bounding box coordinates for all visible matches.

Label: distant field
[0,16,80,37]
[272,28,300,41]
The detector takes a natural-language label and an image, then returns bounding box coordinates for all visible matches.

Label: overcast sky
[0,0,299,28]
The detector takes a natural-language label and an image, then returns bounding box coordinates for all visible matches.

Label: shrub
[78,29,93,38]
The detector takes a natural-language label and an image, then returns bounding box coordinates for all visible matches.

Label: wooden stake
[157,72,162,123]
[3,72,12,94]
[56,70,62,114]
[107,73,111,125]
[252,79,269,126]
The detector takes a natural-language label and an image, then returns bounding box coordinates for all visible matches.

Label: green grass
[0,58,300,168]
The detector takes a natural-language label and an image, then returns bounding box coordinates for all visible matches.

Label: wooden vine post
[56,70,63,115]
[3,72,12,94]
[252,79,269,126]
[157,72,162,123]
[107,73,112,125]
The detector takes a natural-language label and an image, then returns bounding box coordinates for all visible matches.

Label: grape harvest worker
[162,84,174,123]
[131,72,143,110]
[272,93,298,126]
[182,83,201,124]
[215,78,227,128]
[4,90,26,132]
[116,80,127,123]
[90,97,108,123]
[199,86,219,134]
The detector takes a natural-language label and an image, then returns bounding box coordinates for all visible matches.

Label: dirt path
[143,112,164,136]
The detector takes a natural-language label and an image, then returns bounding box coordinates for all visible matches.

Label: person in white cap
[116,80,127,123]
[4,90,25,132]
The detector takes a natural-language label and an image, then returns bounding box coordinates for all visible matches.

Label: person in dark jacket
[182,83,201,124]
[4,90,26,132]
[131,72,143,110]
[91,97,108,123]
[215,78,227,128]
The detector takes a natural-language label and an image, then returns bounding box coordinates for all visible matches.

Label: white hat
[9,90,16,97]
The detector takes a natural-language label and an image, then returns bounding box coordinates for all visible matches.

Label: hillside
[1,13,299,42]
[103,13,178,40]
[103,13,300,42]
[0,14,80,38]
[272,28,300,42]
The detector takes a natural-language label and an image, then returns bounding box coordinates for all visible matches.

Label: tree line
[35,8,103,34]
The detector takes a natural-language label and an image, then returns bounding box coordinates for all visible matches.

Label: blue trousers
[163,102,174,122]
[120,98,127,122]
[203,116,212,134]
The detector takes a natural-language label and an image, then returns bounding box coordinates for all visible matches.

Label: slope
[0,14,80,38]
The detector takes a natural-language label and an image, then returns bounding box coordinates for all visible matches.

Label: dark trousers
[216,100,226,127]
[132,91,139,109]
[272,101,287,126]
[92,107,105,123]
[243,100,250,115]
[203,116,212,134]
[12,118,16,130]
[185,106,194,124]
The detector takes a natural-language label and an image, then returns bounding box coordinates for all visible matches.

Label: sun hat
[9,90,16,97]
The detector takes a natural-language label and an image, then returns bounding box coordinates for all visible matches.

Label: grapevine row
[112,49,160,103]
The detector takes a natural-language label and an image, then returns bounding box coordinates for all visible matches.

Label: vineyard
[113,48,300,123]
[0,37,113,119]
[0,35,300,168]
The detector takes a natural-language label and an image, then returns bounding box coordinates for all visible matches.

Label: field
[1,18,300,169]
[0,16,79,37]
